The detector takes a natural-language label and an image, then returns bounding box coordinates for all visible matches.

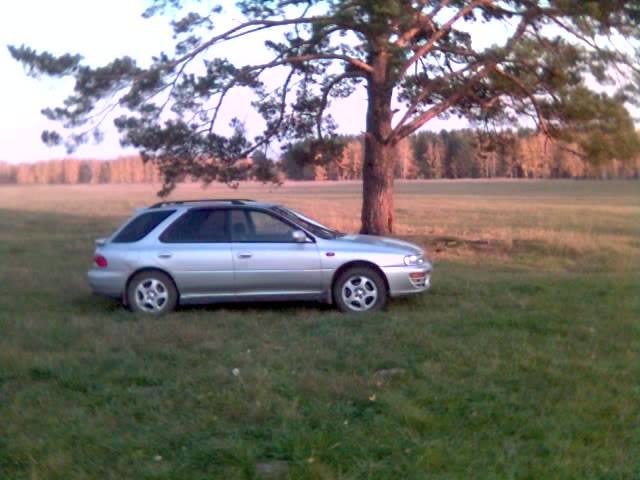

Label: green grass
[0,180,639,479]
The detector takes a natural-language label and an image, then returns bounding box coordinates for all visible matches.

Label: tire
[333,266,388,313]
[126,271,178,316]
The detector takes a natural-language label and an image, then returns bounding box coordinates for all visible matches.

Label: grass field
[1,180,639,479]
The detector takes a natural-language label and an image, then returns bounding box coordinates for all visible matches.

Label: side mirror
[292,230,309,243]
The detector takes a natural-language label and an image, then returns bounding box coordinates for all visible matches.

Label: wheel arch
[330,260,390,303]
[123,267,180,306]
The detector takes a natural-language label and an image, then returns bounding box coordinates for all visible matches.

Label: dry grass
[2,179,638,270]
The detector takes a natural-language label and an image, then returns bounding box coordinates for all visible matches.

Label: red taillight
[94,255,108,268]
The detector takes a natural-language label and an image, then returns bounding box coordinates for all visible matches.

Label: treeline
[0,157,161,185]
[2,129,639,185]
[281,129,640,180]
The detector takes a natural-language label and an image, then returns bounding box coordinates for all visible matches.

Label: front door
[229,208,323,299]
[155,207,234,301]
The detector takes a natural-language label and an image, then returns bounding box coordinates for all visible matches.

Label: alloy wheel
[341,275,378,312]
[134,278,169,313]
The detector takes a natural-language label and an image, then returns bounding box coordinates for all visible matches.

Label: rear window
[160,208,229,243]
[112,210,175,243]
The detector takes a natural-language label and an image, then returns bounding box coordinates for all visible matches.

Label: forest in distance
[2,128,639,186]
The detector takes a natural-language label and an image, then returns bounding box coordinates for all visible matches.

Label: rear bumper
[382,264,432,297]
[87,269,127,298]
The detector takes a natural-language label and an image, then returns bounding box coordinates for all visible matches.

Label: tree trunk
[361,134,395,234]
[360,48,395,235]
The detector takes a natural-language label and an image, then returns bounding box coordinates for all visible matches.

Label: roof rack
[150,199,256,208]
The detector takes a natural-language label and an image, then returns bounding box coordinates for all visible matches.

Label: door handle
[158,252,172,259]
[237,252,252,259]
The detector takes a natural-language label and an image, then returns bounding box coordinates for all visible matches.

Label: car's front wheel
[333,266,387,313]
[127,271,178,315]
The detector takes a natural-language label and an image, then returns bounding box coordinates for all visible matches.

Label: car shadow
[177,299,335,314]
[78,294,336,315]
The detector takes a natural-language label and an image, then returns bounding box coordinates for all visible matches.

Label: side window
[229,209,251,242]
[112,210,175,243]
[160,208,229,243]
[230,209,297,242]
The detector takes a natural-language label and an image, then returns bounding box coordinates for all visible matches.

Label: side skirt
[179,292,327,305]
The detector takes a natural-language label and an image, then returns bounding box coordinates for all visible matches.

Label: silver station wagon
[88,199,432,314]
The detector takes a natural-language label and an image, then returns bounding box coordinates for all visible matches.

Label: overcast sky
[0,0,482,164]
[0,0,177,163]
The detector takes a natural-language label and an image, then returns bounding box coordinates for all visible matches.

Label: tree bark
[360,48,395,235]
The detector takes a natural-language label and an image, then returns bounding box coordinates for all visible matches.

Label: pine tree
[11,1,640,232]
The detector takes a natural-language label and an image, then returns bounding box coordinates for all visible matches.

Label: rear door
[230,208,323,298]
[156,208,234,300]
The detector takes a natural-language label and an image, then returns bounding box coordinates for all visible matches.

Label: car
[87,199,433,315]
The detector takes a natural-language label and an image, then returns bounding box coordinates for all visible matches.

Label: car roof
[146,199,277,211]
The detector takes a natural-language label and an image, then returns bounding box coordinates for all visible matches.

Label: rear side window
[160,208,229,243]
[112,210,175,243]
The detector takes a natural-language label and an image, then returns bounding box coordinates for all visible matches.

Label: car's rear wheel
[127,271,177,315]
[333,266,387,313]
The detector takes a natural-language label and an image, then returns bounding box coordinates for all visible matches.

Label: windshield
[270,206,344,240]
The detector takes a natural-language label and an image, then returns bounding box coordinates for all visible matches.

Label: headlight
[403,254,425,266]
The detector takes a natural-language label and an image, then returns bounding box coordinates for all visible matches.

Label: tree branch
[162,15,371,74]
[393,60,486,134]
[492,67,551,136]
[392,65,496,141]
[242,53,373,74]
[316,71,364,139]
[401,0,489,75]
[391,11,534,141]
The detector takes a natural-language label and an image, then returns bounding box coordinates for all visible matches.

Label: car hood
[334,234,423,255]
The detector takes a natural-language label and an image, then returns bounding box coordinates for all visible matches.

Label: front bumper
[382,264,432,297]
[87,269,127,298]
